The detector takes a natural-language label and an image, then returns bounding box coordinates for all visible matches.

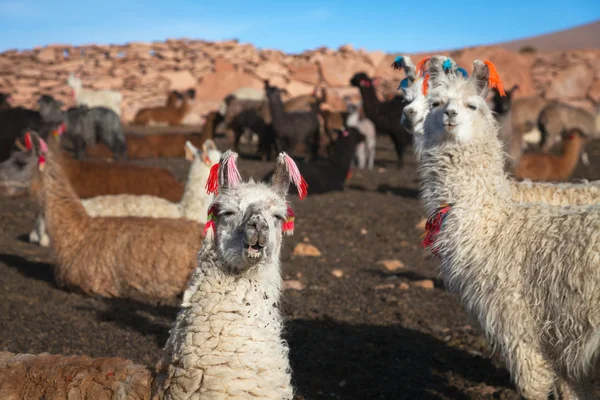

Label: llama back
[81,194,179,218]
[61,156,184,201]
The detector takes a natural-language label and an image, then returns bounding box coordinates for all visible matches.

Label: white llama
[395,54,600,206]
[156,150,307,399]
[418,59,600,399]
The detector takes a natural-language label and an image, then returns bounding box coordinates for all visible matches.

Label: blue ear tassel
[442,59,453,71]
[397,77,410,90]
[391,55,404,70]
[456,67,468,78]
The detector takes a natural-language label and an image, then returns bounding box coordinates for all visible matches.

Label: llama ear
[184,141,197,161]
[218,150,241,191]
[271,152,308,199]
[471,60,490,98]
[202,139,217,154]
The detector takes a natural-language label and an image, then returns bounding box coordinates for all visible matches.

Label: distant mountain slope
[498,20,599,52]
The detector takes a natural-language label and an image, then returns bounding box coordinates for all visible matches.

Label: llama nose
[404,108,415,118]
[444,108,457,118]
[245,215,268,246]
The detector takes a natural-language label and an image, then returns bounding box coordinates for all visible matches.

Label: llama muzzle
[243,214,268,262]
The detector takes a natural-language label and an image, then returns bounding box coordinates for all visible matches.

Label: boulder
[160,70,197,90]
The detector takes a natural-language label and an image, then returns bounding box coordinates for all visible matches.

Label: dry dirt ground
[1,132,599,399]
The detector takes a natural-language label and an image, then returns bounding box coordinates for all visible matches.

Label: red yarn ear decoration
[484,61,505,96]
[422,73,430,95]
[205,163,220,195]
[283,153,308,200]
[282,205,295,236]
[24,132,32,151]
[416,57,430,76]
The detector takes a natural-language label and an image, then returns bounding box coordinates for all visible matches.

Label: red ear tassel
[205,163,220,195]
[416,57,430,76]
[24,132,32,151]
[282,205,295,236]
[422,73,430,95]
[484,61,505,96]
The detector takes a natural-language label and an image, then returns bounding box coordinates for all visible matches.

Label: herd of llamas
[0,49,598,399]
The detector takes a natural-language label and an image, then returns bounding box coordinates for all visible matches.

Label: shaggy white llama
[156,149,307,399]
[29,140,222,247]
[418,59,600,399]
[67,73,122,117]
[395,54,600,206]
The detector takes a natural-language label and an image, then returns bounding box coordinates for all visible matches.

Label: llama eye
[274,214,286,222]
[468,104,477,110]
[432,101,441,107]
[221,211,235,217]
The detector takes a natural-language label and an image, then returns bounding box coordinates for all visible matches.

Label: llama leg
[387,130,405,166]
[356,145,366,169]
[72,136,86,159]
[556,379,595,400]
[368,146,375,170]
[506,342,555,400]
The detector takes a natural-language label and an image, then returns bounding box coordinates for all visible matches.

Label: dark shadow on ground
[288,318,513,399]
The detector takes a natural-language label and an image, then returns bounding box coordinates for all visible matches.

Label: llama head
[37,95,64,124]
[206,151,306,274]
[349,72,373,88]
[490,84,518,114]
[423,59,501,146]
[185,88,196,105]
[67,73,81,89]
[184,139,221,167]
[402,56,466,157]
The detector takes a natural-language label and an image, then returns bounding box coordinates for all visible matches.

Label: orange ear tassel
[484,61,505,96]
[422,73,430,95]
[416,57,430,76]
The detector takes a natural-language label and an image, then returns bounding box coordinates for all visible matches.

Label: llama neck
[161,245,292,399]
[555,135,584,178]
[267,93,287,128]
[358,87,380,120]
[180,159,213,223]
[346,110,359,128]
[41,155,89,251]
[419,134,511,217]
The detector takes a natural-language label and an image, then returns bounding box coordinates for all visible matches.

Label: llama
[419,58,600,399]
[349,71,411,167]
[514,129,589,182]
[398,54,600,207]
[155,149,305,399]
[27,133,202,302]
[132,89,196,126]
[0,106,45,162]
[262,127,364,194]
[132,90,183,125]
[346,102,376,170]
[265,80,321,159]
[67,73,122,116]
[538,101,597,151]
[490,85,522,166]
[38,95,126,160]
[0,152,302,399]
[30,140,221,248]
[218,86,266,117]
[87,132,214,160]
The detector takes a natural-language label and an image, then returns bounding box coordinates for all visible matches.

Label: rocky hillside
[0,39,598,123]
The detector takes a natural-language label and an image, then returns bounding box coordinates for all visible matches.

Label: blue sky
[0,0,598,53]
